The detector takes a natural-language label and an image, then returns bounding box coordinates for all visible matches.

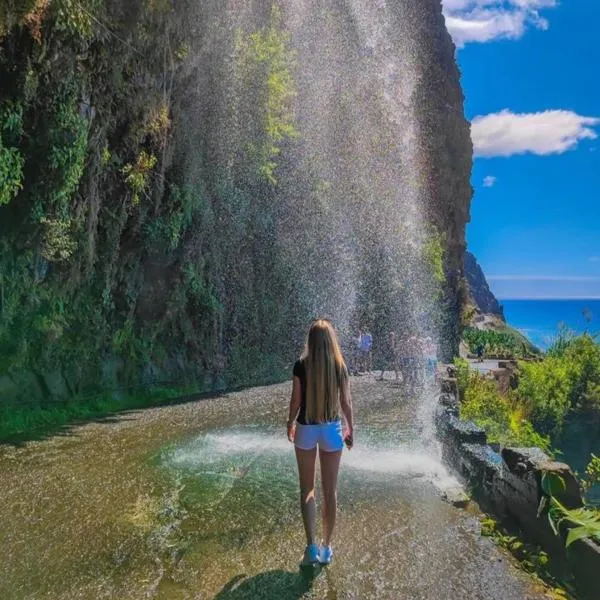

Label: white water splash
[163,429,459,494]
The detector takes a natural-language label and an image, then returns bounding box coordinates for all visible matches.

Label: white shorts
[294,420,344,452]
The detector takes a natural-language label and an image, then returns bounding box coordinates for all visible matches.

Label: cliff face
[411,0,474,360]
[0,0,471,404]
[464,252,505,319]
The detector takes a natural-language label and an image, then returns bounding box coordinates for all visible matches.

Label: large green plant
[539,471,600,548]
[459,369,512,443]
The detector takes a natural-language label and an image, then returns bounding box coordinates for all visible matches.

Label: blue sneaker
[301,543,320,566]
[319,545,333,565]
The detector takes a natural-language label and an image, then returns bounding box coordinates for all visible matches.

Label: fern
[539,471,600,548]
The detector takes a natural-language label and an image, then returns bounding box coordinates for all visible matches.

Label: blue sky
[442,1,600,299]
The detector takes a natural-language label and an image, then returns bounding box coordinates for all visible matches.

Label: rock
[445,414,487,445]
[439,392,459,409]
[568,537,600,600]
[0,0,472,404]
[441,377,458,396]
[502,447,551,472]
[464,251,504,320]
[442,486,470,508]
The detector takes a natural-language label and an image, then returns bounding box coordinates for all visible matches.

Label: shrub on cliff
[455,360,553,454]
[459,372,512,443]
[518,333,600,435]
[517,358,572,436]
[463,328,518,358]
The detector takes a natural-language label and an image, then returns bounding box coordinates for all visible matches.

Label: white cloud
[442,0,557,47]
[471,110,600,158]
[483,175,497,187]
[590,257,600,263]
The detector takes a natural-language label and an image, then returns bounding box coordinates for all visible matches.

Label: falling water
[187,0,443,345]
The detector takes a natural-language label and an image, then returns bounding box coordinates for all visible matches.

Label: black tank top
[293,359,345,425]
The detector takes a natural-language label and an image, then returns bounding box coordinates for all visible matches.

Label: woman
[286,319,354,566]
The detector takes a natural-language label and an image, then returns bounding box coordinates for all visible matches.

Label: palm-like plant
[538,471,600,548]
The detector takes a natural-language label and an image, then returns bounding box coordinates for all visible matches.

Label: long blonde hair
[302,319,348,424]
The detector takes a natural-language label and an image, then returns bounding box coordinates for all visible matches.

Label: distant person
[359,328,373,373]
[351,328,362,375]
[287,319,355,566]
[379,331,400,381]
[424,336,438,379]
[408,335,424,388]
[475,340,485,362]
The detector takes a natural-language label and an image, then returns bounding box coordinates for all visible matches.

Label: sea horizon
[498,297,600,301]
[499,298,600,350]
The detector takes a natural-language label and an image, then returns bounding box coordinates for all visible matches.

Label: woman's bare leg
[295,447,318,545]
[319,449,343,546]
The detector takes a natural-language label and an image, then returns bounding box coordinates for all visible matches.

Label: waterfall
[185,0,444,350]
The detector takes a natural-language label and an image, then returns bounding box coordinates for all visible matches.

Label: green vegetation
[454,357,554,454]
[0,1,304,436]
[463,326,537,359]
[582,454,600,497]
[456,332,600,517]
[539,471,600,549]
[0,386,190,441]
[235,5,298,184]
[460,341,600,559]
[424,229,446,289]
[480,517,573,599]
[456,333,600,439]
[0,102,25,205]
[520,334,600,435]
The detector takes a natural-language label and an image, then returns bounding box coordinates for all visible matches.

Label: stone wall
[436,370,600,600]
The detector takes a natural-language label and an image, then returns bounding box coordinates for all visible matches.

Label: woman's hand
[344,427,354,450]
[287,420,296,443]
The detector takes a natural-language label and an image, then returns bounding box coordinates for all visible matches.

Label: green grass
[0,363,292,442]
[0,386,195,442]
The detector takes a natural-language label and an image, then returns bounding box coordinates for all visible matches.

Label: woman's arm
[339,377,354,446]
[287,376,302,442]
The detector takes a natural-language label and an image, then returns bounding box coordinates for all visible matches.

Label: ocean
[501,299,600,351]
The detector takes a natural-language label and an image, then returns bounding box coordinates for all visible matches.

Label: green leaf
[537,495,547,518]
[509,540,524,552]
[566,526,595,548]
[547,511,559,536]
[541,472,566,497]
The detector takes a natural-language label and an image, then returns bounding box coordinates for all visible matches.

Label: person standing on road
[359,328,373,373]
[378,331,400,381]
[286,319,355,566]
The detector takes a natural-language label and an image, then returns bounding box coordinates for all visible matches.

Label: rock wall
[436,369,600,600]
[464,251,504,319]
[412,0,474,361]
[0,1,471,405]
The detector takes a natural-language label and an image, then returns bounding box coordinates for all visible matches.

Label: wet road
[0,375,551,599]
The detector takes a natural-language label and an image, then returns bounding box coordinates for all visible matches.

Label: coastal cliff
[0,1,472,406]
[464,251,504,320]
